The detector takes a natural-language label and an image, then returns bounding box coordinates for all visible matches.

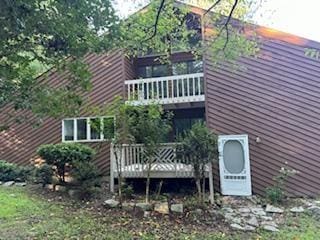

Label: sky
[114,0,320,42]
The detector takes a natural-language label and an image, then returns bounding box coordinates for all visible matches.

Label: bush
[265,162,298,204]
[35,164,54,187]
[0,160,34,182]
[0,160,19,181]
[70,160,101,199]
[37,143,95,182]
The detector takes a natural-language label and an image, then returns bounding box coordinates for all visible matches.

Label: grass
[0,186,319,240]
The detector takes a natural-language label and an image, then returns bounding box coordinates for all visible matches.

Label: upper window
[62,117,114,142]
[137,60,203,78]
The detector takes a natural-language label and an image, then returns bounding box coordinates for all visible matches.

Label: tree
[127,104,172,203]
[1,0,260,129]
[93,96,136,204]
[0,0,119,127]
[177,122,218,203]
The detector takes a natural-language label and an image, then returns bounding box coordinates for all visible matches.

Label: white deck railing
[125,73,205,105]
[110,143,199,178]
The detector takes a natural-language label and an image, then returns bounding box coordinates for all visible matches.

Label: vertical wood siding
[205,37,320,197]
[0,52,134,175]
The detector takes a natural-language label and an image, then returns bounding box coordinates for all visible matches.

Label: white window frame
[61,116,115,142]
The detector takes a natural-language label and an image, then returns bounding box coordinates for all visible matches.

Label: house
[1,3,320,197]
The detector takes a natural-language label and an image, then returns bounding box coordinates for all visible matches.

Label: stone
[222,207,234,213]
[104,199,120,208]
[238,207,251,213]
[9,194,16,197]
[251,207,266,216]
[143,211,151,218]
[3,181,15,186]
[232,217,242,224]
[261,221,278,228]
[230,223,244,231]
[246,216,259,227]
[266,204,284,213]
[224,212,235,221]
[243,225,256,231]
[0,181,2,185]
[55,185,67,192]
[171,203,183,213]
[260,216,273,221]
[308,206,320,219]
[122,202,135,210]
[263,225,279,232]
[290,206,304,213]
[15,182,27,187]
[136,202,153,211]
[154,202,169,214]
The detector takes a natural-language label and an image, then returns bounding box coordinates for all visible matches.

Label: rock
[136,202,153,211]
[143,211,151,218]
[238,207,251,213]
[222,207,234,213]
[263,225,279,232]
[314,200,320,205]
[246,216,259,227]
[308,206,320,219]
[230,223,244,231]
[243,225,256,231]
[3,181,15,186]
[171,203,183,213]
[261,221,278,228]
[122,202,135,210]
[9,194,16,197]
[15,182,26,187]
[55,185,67,192]
[224,212,235,221]
[104,199,120,208]
[260,216,273,221]
[154,202,169,214]
[0,181,2,185]
[251,207,266,216]
[232,217,242,224]
[266,204,284,213]
[290,206,304,213]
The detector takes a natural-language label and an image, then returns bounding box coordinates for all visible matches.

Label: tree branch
[143,0,166,42]
[204,0,222,16]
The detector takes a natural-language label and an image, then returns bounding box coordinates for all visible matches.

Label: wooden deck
[110,143,213,202]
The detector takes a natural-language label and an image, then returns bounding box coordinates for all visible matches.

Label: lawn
[0,186,319,240]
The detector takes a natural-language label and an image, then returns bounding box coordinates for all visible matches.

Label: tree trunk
[196,178,202,203]
[145,158,152,203]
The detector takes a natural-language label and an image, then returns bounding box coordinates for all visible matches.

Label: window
[172,60,203,75]
[138,64,169,78]
[62,117,114,142]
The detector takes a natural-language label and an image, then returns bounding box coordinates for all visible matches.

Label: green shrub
[121,183,134,199]
[37,143,95,182]
[0,160,19,181]
[265,162,298,204]
[35,164,54,187]
[0,160,34,182]
[70,160,101,199]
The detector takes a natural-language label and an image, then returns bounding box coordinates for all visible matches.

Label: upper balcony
[125,73,204,106]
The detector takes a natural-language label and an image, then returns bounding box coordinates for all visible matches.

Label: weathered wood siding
[0,52,134,175]
[205,35,320,196]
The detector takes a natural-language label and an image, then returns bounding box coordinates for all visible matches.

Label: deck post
[208,162,214,204]
[110,144,115,193]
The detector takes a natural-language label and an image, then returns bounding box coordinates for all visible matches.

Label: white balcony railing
[125,73,205,105]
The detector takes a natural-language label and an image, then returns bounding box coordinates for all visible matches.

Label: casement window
[62,117,114,142]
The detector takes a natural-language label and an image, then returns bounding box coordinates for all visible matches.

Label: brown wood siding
[0,52,130,175]
[205,38,320,197]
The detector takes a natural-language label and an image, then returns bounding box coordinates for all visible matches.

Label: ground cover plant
[1,185,320,240]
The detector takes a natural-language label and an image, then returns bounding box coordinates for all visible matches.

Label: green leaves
[1,0,119,118]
